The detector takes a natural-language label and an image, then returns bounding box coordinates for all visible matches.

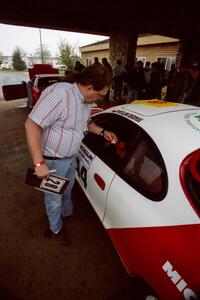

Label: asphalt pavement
[0,95,158,300]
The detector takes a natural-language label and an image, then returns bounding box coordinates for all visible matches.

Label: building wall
[80,35,180,71]
[81,49,109,66]
[136,43,179,63]
[80,42,179,70]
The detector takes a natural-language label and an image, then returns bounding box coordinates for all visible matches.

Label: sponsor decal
[162,261,198,299]
[132,100,177,107]
[112,109,143,122]
[184,113,200,132]
[77,144,95,169]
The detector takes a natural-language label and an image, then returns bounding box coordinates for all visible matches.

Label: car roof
[119,100,200,117]
[105,100,200,158]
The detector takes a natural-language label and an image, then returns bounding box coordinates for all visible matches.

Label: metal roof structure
[0,1,198,39]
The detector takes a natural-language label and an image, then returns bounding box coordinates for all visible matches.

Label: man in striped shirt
[25,64,117,246]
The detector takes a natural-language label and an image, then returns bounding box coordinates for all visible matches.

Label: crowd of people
[165,62,200,106]
[90,58,164,102]
[71,57,200,107]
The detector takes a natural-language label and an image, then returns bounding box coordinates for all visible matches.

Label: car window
[83,112,168,201]
[37,77,62,88]
[83,113,140,173]
[3,76,26,85]
[122,136,168,201]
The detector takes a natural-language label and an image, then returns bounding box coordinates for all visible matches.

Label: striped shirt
[29,82,91,158]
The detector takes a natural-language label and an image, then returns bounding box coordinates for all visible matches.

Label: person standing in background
[74,60,85,72]
[183,62,200,106]
[102,57,113,102]
[93,57,102,66]
[144,61,151,85]
[144,62,162,99]
[112,59,125,102]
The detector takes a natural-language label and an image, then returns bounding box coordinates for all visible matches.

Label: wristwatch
[100,128,106,136]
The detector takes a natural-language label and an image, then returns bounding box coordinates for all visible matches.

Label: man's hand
[103,130,118,144]
[88,121,118,143]
[34,163,50,179]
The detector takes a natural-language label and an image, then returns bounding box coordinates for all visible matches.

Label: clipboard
[25,168,69,194]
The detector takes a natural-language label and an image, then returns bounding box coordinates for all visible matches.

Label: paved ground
[0,99,156,300]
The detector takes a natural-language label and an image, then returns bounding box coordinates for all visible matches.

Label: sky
[0,23,108,57]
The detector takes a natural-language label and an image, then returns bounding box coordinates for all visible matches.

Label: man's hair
[65,64,112,91]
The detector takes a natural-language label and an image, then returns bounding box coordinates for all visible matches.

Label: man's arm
[25,117,49,178]
[88,121,118,143]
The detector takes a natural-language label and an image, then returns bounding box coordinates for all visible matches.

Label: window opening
[83,113,168,201]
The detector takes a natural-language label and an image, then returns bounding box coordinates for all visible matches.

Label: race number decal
[76,144,95,189]
[76,157,87,188]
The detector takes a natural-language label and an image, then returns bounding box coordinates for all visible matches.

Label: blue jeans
[44,155,76,233]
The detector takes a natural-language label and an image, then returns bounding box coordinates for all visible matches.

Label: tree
[34,44,51,63]
[57,40,79,72]
[12,47,27,70]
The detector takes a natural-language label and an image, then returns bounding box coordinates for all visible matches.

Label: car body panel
[103,173,199,229]
[109,104,200,174]
[75,100,200,299]
[108,224,200,299]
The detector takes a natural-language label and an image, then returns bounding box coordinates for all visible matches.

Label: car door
[76,112,140,221]
[76,142,116,221]
[3,82,27,101]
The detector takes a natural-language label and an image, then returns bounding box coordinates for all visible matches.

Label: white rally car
[75,100,200,300]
